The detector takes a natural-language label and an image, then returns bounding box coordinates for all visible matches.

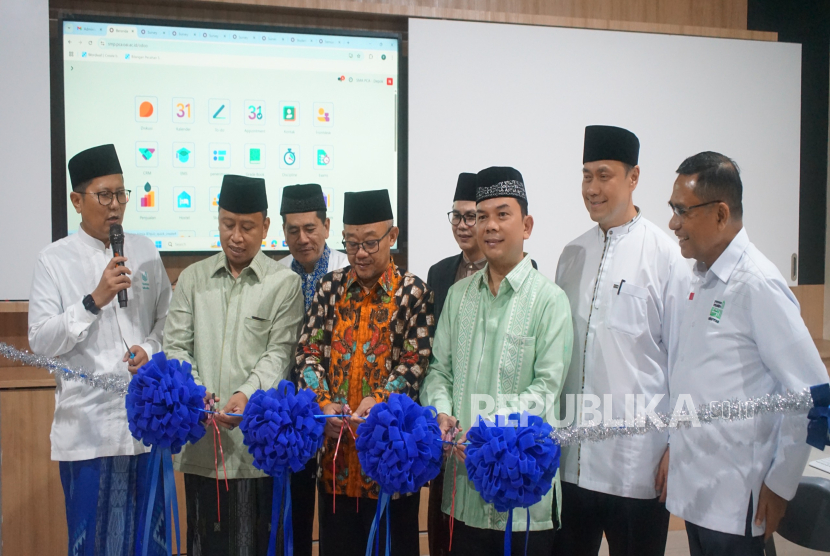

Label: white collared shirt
[28,227,171,461]
[555,212,692,499]
[667,228,827,536]
[278,248,349,274]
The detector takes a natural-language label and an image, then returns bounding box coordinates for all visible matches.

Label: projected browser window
[62,20,399,252]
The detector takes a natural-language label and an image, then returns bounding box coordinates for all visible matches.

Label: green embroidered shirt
[421,255,573,531]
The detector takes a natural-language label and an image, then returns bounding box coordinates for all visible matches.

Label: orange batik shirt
[294,260,435,499]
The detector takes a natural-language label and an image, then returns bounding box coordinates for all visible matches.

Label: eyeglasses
[81,189,131,205]
[342,226,393,255]
[447,211,477,227]
[668,200,721,218]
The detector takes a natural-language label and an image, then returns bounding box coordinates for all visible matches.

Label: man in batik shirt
[294,189,434,556]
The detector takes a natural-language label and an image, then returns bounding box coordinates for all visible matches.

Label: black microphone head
[109,223,124,243]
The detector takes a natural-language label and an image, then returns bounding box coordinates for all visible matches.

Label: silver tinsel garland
[0,342,821,444]
[550,389,815,446]
[0,342,130,395]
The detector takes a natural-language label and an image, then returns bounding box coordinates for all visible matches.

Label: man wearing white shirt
[28,144,171,556]
[553,126,692,556]
[666,151,827,555]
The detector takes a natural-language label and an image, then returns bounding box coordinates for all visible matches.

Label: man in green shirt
[164,175,305,556]
[421,166,573,555]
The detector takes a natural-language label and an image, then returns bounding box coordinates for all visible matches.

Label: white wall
[408,19,802,284]
[0,1,51,300]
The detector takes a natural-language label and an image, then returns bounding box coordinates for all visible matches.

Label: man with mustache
[28,144,171,555]
[164,175,305,556]
[552,126,692,556]
[294,189,434,556]
[427,172,484,324]
[666,152,826,555]
[277,183,348,556]
[422,167,573,555]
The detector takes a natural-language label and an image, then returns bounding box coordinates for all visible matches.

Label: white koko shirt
[28,228,171,461]
[667,228,827,536]
[555,212,692,499]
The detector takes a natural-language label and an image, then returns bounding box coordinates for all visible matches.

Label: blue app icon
[177,190,192,208]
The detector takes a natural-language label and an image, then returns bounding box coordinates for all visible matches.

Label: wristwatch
[83,294,101,315]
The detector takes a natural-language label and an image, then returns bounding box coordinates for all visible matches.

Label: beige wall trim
[190,0,777,41]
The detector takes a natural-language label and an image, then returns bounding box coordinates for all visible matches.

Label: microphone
[109,224,128,308]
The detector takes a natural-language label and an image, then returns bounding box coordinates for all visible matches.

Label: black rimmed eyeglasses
[668,200,722,218]
[447,211,477,227]
[342,226,393,254]
[80,189,132,205]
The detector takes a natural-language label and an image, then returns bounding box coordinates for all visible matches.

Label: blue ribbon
[283,475,293,556]
[504,508,513,556]
[807,383,830,449]
[140,447,182,556]
[365,492,391,556]
[163,449,181,555]
[266,472,294,556]
[524,510,530,556]
[269,476,281,556]
[141,448,161,556]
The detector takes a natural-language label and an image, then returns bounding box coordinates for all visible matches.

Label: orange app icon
[135,96,158,123]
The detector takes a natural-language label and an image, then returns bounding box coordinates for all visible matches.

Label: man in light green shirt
[421,166,573,556]
[163,175,304,556]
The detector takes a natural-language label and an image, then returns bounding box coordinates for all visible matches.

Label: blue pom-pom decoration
[125,352,207,454]
[355,394,443,495]
[465,413,560,512]
[239,380,325,478]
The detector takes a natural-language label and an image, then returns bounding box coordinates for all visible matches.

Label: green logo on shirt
[709,300,725,323]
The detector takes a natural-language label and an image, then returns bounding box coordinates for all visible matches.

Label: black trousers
[449,485,558,556]
[450,518,556,556]
[551,482,670,556]
[318,490,421,556]
[289,459,318,556]
[184,474,274,556]
[428,469,451,556]
[685,496,765,556]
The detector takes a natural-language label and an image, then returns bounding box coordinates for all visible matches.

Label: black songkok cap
[218,175,268,214]
[343,189,394,225]
[68,144,123,189]
[280,184,327,215]
[476,166,527,203]
[453,173,478,202]
[583,125,640,167]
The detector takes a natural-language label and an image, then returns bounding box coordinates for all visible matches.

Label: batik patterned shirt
[294,260,435,498]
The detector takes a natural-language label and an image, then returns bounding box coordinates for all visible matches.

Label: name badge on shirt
[708,300,725,323]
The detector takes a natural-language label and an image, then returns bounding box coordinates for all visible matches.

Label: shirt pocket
[607,282,649,336]
[242,317,272,366]
[500,333,536,396]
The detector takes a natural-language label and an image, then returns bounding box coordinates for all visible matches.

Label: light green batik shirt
[164,250,304,479]
[421,254,573,531]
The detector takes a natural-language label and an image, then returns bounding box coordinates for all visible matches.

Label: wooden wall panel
[0,312,29,367]
[0,388,67,556]
[50,0,774,45]
[791,284,824,339]
[205,0,750,29]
